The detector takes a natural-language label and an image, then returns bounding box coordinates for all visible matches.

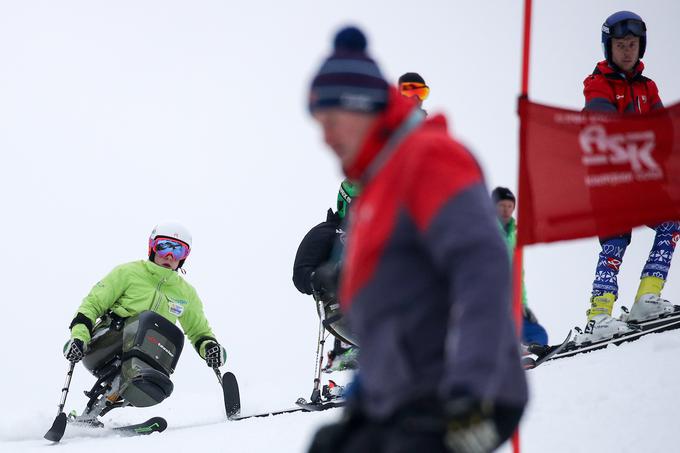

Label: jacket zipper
[629,83,637,113]
[152,278,167,313]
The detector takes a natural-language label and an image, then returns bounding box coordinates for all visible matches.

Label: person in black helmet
[293,179,360,372]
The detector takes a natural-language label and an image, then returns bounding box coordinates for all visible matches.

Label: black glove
[445,397,524,453]
[310,262,340,303]
[201,341,227,368]
[63,338,86,363]
[443,398,501,453]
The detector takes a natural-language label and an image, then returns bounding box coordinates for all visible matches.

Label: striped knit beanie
[309,26,388,113]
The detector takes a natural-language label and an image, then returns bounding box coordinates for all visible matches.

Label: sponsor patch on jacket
[168,298,188,316]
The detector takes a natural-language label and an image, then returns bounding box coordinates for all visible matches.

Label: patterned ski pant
[592,221,680,298]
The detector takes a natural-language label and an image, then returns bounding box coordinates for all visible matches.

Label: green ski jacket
[500,217,528,307]
[70,260,217,354]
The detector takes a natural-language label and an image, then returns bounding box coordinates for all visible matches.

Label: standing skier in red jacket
[577,11,679,345]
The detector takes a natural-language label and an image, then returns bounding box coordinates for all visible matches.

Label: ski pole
[56,360,76,415]
[44,361,76,442]
[309,298,327,403]
[213,366,223,386]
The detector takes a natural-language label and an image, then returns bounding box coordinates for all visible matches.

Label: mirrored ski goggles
[399,82,430,101]
[151,238,190,260]
[605,19,646,38]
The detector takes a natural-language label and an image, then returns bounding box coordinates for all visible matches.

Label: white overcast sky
[0,1,678,412]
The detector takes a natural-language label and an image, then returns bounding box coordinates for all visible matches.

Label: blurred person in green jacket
[492,187,549,347]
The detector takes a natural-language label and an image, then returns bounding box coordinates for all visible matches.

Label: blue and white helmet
[601,11,647,64]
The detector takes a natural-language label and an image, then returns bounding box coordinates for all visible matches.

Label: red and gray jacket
[583,60,662,113]
[340,89,528,419]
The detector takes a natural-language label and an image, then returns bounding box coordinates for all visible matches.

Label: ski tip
[44,412,67,442]
[149,417,168,433]
[113,416,168,436]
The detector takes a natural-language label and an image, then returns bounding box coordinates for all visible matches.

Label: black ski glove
[63,338,86,363]
[201,341,227,368]
[444,397,523,453]
[310,262,340,303]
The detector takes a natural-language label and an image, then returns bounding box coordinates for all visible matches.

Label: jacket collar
[595,59,645,80]
[344,88,420,181]
[143,259,180,282]
[344,87,451,182]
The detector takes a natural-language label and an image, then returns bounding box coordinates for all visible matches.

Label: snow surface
[4,333,680,453]
[1,1,679,452]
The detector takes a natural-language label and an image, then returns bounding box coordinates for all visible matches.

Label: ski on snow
[110,417,167,436]
[228,406,307,420]
[221,371,344,421]
[228,398,344,420]
[523,330,573,370]
[544,307,680,362]
[295,397,345,411]
[226,400,344,421]
[57,416,167,439]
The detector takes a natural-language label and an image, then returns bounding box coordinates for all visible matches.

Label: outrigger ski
[221,371,241,418]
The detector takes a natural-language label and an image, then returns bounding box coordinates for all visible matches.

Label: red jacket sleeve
[583,74,617,112]
[647,79,663,110]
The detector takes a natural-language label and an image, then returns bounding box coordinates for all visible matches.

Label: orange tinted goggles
[399,82,430,101]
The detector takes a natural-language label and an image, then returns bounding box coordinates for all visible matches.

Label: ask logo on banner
[517,99,680,246]
[580,124,662,186]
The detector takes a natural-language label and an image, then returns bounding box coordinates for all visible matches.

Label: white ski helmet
[148,222,192,268]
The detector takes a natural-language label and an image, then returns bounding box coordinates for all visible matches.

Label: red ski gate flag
[517,98,680,246]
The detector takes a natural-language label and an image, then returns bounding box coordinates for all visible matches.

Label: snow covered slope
[3,330,680,452]
[522,329,680,453]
